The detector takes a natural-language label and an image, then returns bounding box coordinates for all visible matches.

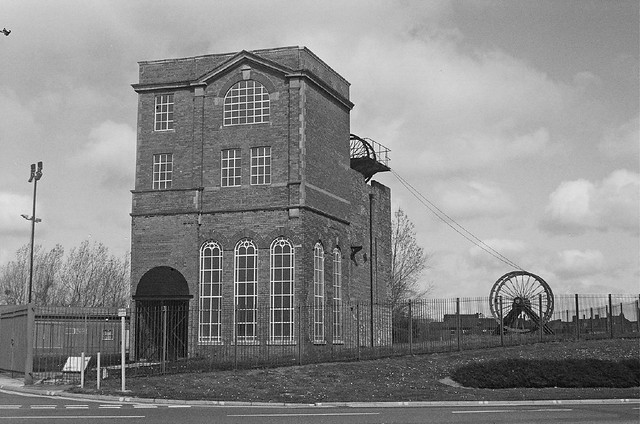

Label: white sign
[118,308,127,317]
[62,356,91,373]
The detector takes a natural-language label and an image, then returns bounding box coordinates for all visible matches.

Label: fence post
[161,306,167,374]
[456,298,461,351]
[636,298,640,334]
[119,308,126,392]
[297,304,302,366]
[96,352,101,390]
[80,351,85,388]
[233,304,238,370]
[608,294,613,339]
[575,294,580,340]
[499,296,504,347]
[24,304,34,385]
[356,303,361,361]
[538,294,543,343]
[408,300,413,356]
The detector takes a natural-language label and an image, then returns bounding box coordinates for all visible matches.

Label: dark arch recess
[133,266,193,300]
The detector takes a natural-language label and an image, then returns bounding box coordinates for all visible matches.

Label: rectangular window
[154,94,174,131]
[250,146,271,185]
[221,149,241,187]
[102,329,114,341]
[153,153,173,190]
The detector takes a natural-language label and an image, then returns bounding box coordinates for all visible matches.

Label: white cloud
[541,169,640,235]
[598,116,639,160]
[553,249,606,279]
[77,121,136,188]
[0,192,32,236]
[434,179,515,219]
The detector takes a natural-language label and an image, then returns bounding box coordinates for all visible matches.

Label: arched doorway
[133,266,192,362]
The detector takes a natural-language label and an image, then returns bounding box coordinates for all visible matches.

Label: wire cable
[391,169,524,271]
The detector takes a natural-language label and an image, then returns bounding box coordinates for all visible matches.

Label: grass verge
[70,338,640,403]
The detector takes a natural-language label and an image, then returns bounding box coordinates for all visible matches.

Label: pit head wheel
[489,271,554,333]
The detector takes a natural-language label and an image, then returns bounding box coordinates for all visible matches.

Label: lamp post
[22,161,43,304]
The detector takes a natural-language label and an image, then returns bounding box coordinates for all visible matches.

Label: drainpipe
[369,192,375,347]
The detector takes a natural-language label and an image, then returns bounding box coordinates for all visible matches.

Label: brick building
[130,46,391,361]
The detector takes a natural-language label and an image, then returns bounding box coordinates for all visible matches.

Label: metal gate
[134,300,189,362]
[0,305,34,377]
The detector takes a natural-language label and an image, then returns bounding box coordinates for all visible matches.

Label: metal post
[608,294,613,338]
[162,306,167,374]
[24,304,34,385]
[25,162,43,304]
[369,193,375,349]
[456,298,461,351]
[636,299,640,334]
[97,352,101,390]
[538,294,543,342]
[575,294,580,340]
[499,296,504,347]
[356,303,361,361]
[408,300,413,355]
[297,304,302,366]
[80,352,85,388]
[233,304,238,370]
[120,313,126,392]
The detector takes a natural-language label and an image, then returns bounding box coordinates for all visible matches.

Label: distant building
[130,46,392,360]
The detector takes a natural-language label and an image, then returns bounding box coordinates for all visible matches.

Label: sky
[1,0,638,298]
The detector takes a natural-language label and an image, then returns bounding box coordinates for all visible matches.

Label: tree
[0,240,129,307]
[390,207,431,311]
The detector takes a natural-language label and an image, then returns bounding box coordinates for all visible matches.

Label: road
[1,389,638,423]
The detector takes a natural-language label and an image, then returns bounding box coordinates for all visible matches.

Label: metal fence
[7,293,638,383]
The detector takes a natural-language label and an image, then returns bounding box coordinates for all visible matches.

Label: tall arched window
[313,242,325,343]
[270,237,294,343]
[223,80,270,126]
[332,248,343,343]
[199,241,223,343]
[235,239,258,342]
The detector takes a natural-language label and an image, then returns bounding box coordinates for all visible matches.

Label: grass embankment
[72,338,640,403]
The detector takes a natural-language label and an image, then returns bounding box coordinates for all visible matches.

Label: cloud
[433,179,516,220]
[553,249,605,279]
[541,169,640,235]
[0,192,32,236]
[77,121,136,188]
[598,116,639,161]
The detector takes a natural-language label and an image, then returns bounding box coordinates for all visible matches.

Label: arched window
[235,239,258,342]
[223,80,270,126]
[270,237,294,343]
[199,241,222,343]
[313,242,325,343]
[332,248,343,343]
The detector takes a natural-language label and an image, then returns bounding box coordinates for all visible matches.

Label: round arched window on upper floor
[223,80,270,126]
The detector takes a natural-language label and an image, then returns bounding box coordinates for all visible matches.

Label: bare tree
[0,240,129,307]
[390,207,432,311]
[58,240,130,307]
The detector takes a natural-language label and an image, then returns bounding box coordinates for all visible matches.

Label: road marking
[167,405,191,408]
[30,405,56,409]
[0,405,21,409]
[99,405,123,409]
[453,408,573,414]
[133,404,158,408]
[229,412,381,417]
[65,405,89,409]
[0,415,145,420]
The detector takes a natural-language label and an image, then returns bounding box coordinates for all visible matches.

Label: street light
[23,161,43,304]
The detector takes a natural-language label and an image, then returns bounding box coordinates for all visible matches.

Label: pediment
[195,50,293,86]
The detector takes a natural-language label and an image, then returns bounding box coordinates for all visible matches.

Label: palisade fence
[4,294,637,383]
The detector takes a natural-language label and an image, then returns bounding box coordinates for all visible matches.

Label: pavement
[1,372,639,408]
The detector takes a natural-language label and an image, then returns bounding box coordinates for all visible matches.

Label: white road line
[453,409,573,414]
[133,404,158,408]
[229,412,381,417]
[30,405,56,409]
[0,405,21,409]
[0,415,146,420]
[65,405,89,409]
[99,405,123,409]
[167,405,191,408]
